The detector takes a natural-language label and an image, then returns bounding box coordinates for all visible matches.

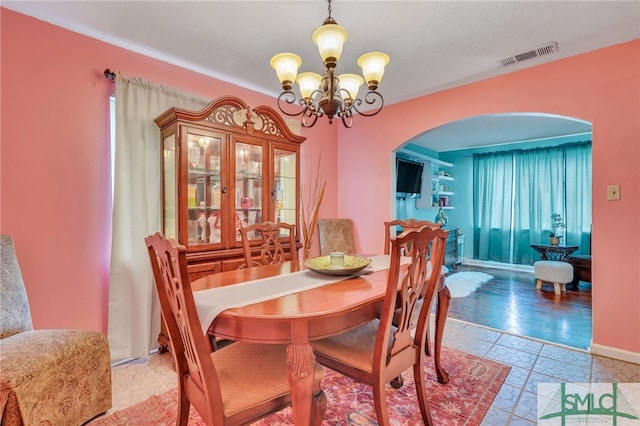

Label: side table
[529,244,579,262]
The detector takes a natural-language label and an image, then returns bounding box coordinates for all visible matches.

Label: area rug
[445,272,494,298]
[92,346,509,425]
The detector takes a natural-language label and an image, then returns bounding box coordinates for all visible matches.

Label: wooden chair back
[239,221,297,268]
[313,226,449,426]
[384,218,441,255]
[145,232,325,425]
[317,218,356,256]
[146,233,223,424]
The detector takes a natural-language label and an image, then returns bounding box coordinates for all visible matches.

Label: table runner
[194,254,402,333]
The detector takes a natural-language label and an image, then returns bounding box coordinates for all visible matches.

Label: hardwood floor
[445,264,592,350]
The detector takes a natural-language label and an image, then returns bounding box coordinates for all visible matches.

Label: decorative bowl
[304,255,372,276]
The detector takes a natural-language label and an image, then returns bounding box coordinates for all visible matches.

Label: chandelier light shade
[297,72,323,99]
[337,73,364,101]
[358,52,390,90]
[312,23,348,63]
[270,0,389,128]
[270,53,302,91]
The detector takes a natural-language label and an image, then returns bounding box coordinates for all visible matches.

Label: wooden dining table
[191,257,450,425]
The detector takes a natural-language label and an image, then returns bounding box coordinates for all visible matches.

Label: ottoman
[534,260,573,295]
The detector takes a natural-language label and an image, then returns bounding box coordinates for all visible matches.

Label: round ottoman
[534,260,573,295]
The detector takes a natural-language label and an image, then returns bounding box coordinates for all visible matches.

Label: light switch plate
[607,185,621,200]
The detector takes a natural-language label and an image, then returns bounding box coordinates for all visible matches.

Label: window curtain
[564,143,592,253]
[472,151,514,263]
[108,76,208,361]
[473,142,591,265]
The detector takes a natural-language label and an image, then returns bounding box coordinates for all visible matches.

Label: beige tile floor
[91,318,640,425]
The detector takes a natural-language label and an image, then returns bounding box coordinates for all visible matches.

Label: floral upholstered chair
[317,218,357,256]
[0,234,112,425]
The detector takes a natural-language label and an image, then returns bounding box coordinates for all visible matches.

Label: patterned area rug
[92,347,509,425]
[445,272,494,298]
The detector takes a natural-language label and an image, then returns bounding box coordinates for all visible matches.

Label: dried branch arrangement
[300,156,326,259]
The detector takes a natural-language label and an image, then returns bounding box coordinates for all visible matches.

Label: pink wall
[0,8,336,332]
[2,8,638,357]
[338,41,640,356]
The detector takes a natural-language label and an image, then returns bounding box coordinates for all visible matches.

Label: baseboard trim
[463,259,534,273]
[591,343,640,365]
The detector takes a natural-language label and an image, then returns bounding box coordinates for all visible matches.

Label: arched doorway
[394,112,593,349]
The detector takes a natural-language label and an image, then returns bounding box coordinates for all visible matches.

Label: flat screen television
[396,158,423,198]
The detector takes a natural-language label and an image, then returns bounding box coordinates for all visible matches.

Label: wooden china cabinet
[154,95,305,282]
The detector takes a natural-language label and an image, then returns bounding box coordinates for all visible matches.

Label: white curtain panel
[109,76,208,361]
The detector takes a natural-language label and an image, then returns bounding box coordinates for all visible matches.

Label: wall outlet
[607,184,621,200]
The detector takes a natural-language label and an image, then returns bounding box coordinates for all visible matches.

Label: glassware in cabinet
[273,147,297,233]
[233,141,264,242]
[184,132,224,248]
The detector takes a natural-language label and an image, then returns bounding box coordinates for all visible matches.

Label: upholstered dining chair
[317,218,356,256]
[145,232,325,426]
[312,226,448,426]
[239,221,297,268]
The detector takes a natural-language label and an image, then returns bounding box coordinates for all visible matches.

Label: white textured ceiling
[4,1,638,150]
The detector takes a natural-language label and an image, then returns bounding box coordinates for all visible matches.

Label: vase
[549,237,560,246]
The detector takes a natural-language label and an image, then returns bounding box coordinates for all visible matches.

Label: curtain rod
[104,69,116,82]
[472,140,591,158]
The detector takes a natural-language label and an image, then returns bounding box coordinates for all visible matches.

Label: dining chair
[317,218,356,256]
[145,232,326,426]
[384,219,448,383]
[239,221,297,268]
[384,218,441,256]
[312,226,448,426]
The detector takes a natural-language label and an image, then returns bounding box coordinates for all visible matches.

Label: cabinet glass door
[162,134,177,240]
[186,132,223,248]
[234,141,263,242]
[274,148,297,237]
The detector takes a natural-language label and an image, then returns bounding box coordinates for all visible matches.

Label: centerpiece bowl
[304,255,372,276]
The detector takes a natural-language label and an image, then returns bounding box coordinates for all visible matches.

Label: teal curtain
[513,148,565,263]
[473,142,592,265]
[473,151,514,263]
[564,143,592,253]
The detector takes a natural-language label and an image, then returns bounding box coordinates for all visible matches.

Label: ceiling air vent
[499,42,559,67]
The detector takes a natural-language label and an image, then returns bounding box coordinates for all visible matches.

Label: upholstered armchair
[0,235,112,425]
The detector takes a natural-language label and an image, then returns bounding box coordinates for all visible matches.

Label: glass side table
[529,244,579,262]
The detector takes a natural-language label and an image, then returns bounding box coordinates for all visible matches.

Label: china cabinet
[155,96,305,281]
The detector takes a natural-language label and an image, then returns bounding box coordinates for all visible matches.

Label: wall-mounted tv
[396,158,423,198]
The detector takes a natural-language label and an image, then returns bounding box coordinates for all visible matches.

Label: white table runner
[194,254,403,333]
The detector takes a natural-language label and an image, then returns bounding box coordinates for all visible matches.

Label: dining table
[191,254,450,425]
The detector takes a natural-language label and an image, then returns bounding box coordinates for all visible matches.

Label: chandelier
[270,0,389,128]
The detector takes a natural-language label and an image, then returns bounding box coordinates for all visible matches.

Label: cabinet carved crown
[154,95,305,142]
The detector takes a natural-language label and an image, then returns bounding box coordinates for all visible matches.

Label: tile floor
[93,318,640,425]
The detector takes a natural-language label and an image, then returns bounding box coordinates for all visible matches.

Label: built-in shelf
[397,148,455,210]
